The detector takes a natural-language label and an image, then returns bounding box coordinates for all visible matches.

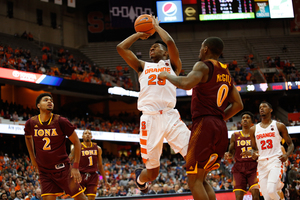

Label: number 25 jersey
[138,59,177,112]
[255,120,282,161]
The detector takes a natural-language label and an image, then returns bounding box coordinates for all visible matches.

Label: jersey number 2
[42,137,51,151]
[148,74,166,86]
[217,84,229,107]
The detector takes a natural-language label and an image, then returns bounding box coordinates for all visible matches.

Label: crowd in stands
[1,143,300,199]
[0,43,133,90]
[228,54,257,85]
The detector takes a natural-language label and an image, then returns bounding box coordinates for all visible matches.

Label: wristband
[73,162,79,169]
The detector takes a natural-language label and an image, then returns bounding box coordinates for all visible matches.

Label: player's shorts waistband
[142,107,173,115]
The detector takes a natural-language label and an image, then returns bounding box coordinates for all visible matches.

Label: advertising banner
[156,1,184,23]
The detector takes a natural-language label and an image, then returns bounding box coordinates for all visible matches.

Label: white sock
[137,176,145,185]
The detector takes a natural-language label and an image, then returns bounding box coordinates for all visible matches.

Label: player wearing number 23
[24,93,87,200]
[158,37,243,200]
[241,101,294,200]
[117,15,191,193]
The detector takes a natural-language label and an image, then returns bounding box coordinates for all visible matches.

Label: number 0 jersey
[255,120,282,161]
[79,142,98,173]
[138,59,177,112]
[191,59,233,120]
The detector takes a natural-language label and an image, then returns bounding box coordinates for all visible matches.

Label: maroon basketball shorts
[80,172,99,196]
[232,161,258,192]
[39,164,85,197]
[186,115,228,174]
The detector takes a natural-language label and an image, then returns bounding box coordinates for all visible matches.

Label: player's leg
[257,161,272,200]
[250,189,260,200]
[235,191,245,200]
[232,169,247,200]
[39,172,65,200]
[84,173,98,200]
[266,158,282,200]
[136,114,164,192]
[203,171,215,200]
[247,163,260,200]
[73,193,88,200]
[188,169,211,200]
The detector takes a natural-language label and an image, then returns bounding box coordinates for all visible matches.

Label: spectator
[14,191,22,200]
[220,182,233,190]
[148,184,161,195]
[108,187,117,197]
[11,112,18,122]
[117,186,127,196]
[1,193,8,200]
[9,191,16,200]
[230,123,237,130]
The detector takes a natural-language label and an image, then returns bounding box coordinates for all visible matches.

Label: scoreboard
[156,0,294,22]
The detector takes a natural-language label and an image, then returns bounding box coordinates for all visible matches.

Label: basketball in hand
[134,14,155,35]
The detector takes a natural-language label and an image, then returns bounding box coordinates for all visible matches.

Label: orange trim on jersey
[141,148,147,154]
[142,158,147,163]
[142,130,147,137]
[206,163,220,171]
[140,139,147,146]
[41,192,64,197]
[186,162,198,174]
[81,142,93,148]
[249,183,259,191]
[71,187,86,198]
[233,189,247,193]
[86,194,96,196]
[203,153,218,171]
[38,113,53,125]
[240,131,244,137]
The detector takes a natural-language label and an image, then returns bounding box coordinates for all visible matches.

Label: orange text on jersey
[256,132,275,140]
[34,129,58,137]
[145,67,171,75]
[237,140,251,147]
[216,74,231,86]
[81,150,97,156]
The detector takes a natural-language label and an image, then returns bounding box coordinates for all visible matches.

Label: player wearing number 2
[242,101,294,200]
[158,37,243,200]
[24,93,87,200]
[117,15,191,193]
[69,130,109,200]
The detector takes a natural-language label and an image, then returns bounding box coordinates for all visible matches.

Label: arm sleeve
[59,116,76,137]
[24,119,32,136]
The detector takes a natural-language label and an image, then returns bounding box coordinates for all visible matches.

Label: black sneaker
[135,168,149,193]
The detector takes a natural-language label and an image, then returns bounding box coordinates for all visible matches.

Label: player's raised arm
[151,15,181,75]
[116,32,150,73]
[277,122,294,162]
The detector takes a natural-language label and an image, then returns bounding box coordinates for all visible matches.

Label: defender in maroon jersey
[158,37,243,200]
[69,130,109,200]
[224,112,259,200]
[24,93,87,200]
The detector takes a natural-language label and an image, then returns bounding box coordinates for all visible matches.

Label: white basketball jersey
[138,59,177,112]
[255,120,282,161]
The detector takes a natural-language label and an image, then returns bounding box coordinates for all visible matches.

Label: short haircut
[203,37,224,56]
[154,40,167,50]
[36,93,52,109]
[260,101,272,109]
[241,111,254,123]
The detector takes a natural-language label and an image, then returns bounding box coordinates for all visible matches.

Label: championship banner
[54,0,62,5]
[109,0,154,28]
[67,0,76,8]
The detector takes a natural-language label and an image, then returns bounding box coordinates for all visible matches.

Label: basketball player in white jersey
[242,101,294,200]
[116,15,191,193]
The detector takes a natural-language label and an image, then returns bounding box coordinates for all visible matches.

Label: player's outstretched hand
[279,154,288,162]
[240,150,252,157]
[151,15,160,29]
[224,152,232,160]
[71,168,82,183]
[158,71,169,80]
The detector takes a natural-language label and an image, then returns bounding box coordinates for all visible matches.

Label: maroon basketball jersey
[79,142,98,173]
[24,114,75,172]
[191,59,233,120]
[234,131,254,162]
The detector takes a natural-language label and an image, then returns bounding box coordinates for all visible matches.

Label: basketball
[134,14,155,35]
